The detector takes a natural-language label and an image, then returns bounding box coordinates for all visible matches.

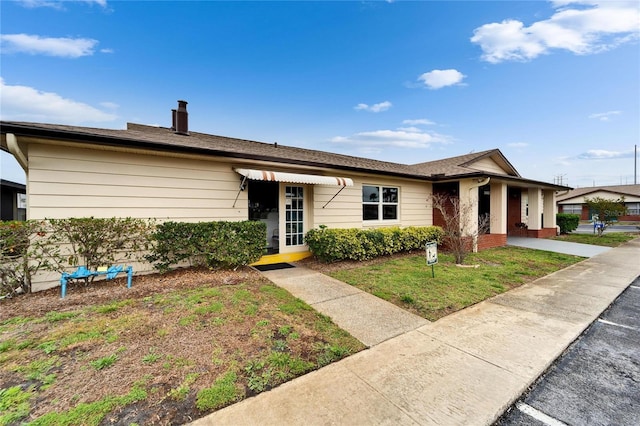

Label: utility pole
[554,174,567,186]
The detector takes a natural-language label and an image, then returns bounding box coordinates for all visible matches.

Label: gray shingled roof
[1,121,426,178]
[1,120,564,189]
[557,184,640,202]
[410,149,520,178]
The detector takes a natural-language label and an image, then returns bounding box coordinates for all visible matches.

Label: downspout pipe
[6,133,28,171]
[468,176,491,191]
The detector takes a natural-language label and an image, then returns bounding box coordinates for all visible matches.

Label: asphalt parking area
[497,278,640,426]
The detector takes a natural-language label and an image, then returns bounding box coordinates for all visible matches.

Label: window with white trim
[626,202,639,215]
[562,204,582,214]
[362,185,398,221]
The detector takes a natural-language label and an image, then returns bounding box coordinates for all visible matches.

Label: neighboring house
[0,179,27,221]
[557,184,640,221]
[1,101,567,290]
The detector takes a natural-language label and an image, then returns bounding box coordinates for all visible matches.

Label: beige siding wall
[25,143,435,291]
[471,157,509,175]
[312,174,432,229]
[28,143,248,221]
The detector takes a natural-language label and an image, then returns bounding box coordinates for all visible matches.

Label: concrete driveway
[507,236,611,257]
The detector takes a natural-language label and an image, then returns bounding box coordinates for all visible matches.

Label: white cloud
[0,78,118,124]
[471,1,640,63]
[577,149,634,159]
[99,101,120,110]
[331,123,452,150]
[354,101,392,113]
[588,110,621,121]
[507,142,529,148]
[0,34,99,58]
[418,69,466,89]
[402,118,436,126]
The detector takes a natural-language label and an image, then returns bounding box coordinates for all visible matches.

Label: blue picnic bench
[60,265,133,298]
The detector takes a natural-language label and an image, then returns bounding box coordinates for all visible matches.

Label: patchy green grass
[0,385,33,425]
[552,232,638,247]
[89,353,118,370]
[0,269,364,424]
[327,247,583,321]
[28,379,149,426]
[196,371,242,411]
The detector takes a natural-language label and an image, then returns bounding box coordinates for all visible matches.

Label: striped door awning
[234,168,354,186]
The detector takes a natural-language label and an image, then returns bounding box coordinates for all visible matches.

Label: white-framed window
[562,204,582,214]
[362,185,398,221]
[626,202,639,215]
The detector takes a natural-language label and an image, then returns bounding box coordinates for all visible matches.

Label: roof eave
[0,122,431,181]
[430,170,570,190]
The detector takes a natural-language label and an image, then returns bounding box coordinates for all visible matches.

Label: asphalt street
[496,278,640,426]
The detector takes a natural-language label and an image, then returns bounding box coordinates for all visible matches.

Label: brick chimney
[173,100,189,135]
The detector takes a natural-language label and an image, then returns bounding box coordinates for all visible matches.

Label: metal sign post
[426,241,438,278]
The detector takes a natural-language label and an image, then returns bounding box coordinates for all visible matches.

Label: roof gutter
[6,133,27,171]
[0,122,430,181]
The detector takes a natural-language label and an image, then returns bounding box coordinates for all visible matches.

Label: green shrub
[0,220,51,297]
[2,218,153,297]
[146,221,266,272]
[305,225,443,263]
[556,213,580,234]
[43,217,153,274]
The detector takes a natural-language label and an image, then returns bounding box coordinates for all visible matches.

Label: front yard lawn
[306,247,583,321]
[551,232,638,247]
[0,268,365,425]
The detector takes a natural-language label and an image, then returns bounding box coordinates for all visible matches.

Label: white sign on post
[426,241,438,265]
[426,241,437,278]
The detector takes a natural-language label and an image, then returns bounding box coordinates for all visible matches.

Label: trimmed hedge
[556,213,580,234]
[146,221,266,272]
[1,217,152,297]
[304,225,443,263]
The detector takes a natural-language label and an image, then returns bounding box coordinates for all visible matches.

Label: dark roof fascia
[498,174,571,190]
[1,122,566,189]
[458,149,499,167]
[0,179,26,191]
[0,122,432,181]
[427,170,569,190]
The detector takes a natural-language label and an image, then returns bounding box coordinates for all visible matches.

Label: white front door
[285,185,304,247]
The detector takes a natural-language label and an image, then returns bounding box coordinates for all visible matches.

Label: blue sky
[1,0,639,188]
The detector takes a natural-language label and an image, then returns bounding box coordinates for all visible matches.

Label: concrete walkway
[507,236,611,257]
[257,266,428,347]
[192,238,640,426]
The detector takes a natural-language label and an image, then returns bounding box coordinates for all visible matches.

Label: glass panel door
[285,186,304,246]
